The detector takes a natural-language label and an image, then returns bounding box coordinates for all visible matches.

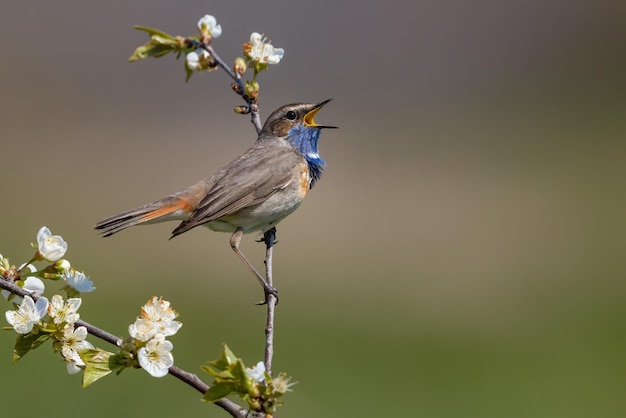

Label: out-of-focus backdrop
[1,1,625,417]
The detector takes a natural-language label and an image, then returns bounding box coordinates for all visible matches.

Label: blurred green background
[1,1,625,417]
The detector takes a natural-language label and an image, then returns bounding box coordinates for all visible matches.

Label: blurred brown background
[1,1,625,417]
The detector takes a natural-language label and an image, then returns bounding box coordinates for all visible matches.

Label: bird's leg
[261,227,277,250]
[230,227,278,303]
[256,228,278,245]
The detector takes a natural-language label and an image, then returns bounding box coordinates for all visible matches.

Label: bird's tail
[94,196,193,237]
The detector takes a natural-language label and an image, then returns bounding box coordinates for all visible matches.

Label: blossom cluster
[51,295,94,374]
[185,14,284,74]
[4,290,94,374]
[2,227,184,382]
[185,15,221,72]
[128,296,182,377]
[3,227,96,374]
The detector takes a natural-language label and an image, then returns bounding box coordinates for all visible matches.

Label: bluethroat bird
[95,100,336,300]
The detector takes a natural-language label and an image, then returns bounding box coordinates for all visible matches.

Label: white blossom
[48,294,81,325]
[140,296,182,337]
[129,317,157,342]
[246,361,267,383]
[246,32,284,65]
[186,48,212,71]
[197,14,222,38]
[63,270,95,293]
[36,226,67,261]
[138,334,174,378]
[5,295,49,334]
[60,325,94,374]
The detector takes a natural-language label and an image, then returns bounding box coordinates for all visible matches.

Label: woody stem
[263,227,277,375]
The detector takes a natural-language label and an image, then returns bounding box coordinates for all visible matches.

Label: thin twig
[262,227,277,375]
[0,277,250,418]
[186,39,262,134]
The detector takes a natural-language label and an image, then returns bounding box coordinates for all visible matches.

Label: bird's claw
[256,237,279,245]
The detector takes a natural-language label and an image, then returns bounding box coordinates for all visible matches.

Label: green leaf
[129,26,184,62]
[222,344,238,366]
[13,332,50,363]
[151,34,178,47]
[81,349,120,388]
[202,382,235,403]
[134,25,175,41]
[232,359,249,382]
[128,41,175,62]
[201,364,225,379]
[205,344,239,372]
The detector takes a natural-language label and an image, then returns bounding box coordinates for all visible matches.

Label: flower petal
[34,297,49,320]
[37,226,67,261]
[138,337,174,378]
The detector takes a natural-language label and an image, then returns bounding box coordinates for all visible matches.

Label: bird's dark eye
[285,110,297,120]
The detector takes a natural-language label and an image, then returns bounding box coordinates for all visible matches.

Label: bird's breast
[298,161,312,198]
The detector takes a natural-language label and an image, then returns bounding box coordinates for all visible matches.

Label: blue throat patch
[289,125,326,188]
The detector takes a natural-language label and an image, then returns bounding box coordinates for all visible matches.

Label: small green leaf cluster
[202,344,294,415]
[128,26,188,62]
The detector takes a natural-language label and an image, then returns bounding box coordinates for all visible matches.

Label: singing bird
[95,100,335,299]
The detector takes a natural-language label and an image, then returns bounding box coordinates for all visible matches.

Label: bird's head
[259,99,336,188]
[259,99,336,145]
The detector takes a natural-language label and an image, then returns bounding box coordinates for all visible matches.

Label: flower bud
[234,106,250,115]
[233,57,247,76]
[248,398,261,411]
[42,272,63,280]
[55,259,71,273]
[231,82,243,95]
[245,81,259,96]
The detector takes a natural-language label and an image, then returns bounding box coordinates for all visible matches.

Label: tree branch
[0,276,250,418]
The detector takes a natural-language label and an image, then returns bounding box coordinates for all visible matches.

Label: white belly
[204,188,305,234]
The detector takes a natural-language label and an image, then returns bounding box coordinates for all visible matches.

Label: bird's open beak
[304,99,337,129]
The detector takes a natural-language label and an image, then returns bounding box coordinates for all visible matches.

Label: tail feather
[94,196,193,237]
